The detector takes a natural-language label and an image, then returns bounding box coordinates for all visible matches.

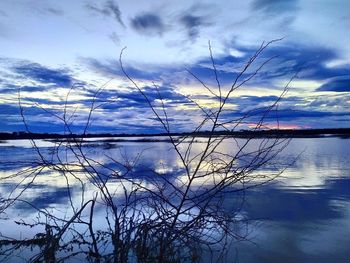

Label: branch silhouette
[0,40,297,263]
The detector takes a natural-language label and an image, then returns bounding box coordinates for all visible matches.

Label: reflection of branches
[0,39,297,263]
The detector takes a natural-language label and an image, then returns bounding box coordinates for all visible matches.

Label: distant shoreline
[1,128,350,140]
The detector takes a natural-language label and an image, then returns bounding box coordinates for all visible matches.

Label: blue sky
[0,0,349,133]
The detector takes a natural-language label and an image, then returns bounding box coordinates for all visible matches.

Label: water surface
[0,137,349,262]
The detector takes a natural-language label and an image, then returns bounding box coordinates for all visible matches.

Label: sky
[0,0,349,133]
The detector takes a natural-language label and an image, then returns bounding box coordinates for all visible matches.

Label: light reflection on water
[0,137,350,262]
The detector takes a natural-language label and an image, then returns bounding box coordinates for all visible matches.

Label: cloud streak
[86,0,124,27]
[317,76,350,92]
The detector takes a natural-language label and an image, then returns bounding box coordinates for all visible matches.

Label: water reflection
[0,137,350,262]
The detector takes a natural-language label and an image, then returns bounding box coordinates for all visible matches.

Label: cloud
[83,42,350,96]
[104,0,124,26]
[0,104,63,133]
[316,76,350,92]
[186,43,350,89]
[81,56,177,81]
[44,7,64,16]
[89,84,188,111]
[81,57,142,79]
[0,104,21,116]
[219,107,350,130]
[268,109,350,119]
[85,0,124,27]
[179,14,210,41]
[0,84,49,94]
[12,62,73,87]
[130,13,166,35]
[308,94,350,108]
[252,0,299,14]
[109,31,120,45]
[215,92,350,128]
[250,0,299,28]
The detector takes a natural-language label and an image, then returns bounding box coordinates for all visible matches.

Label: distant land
[1,128,350,140]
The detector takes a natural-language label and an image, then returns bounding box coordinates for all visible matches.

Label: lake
[0,136,349,262]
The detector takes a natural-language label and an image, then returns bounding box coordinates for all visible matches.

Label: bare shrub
[0,39,297,263]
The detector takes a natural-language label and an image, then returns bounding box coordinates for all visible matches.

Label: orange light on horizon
[247,123,312,130]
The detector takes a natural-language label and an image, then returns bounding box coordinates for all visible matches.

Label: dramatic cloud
[186,43,350,88]
[222,108,350,125]
[0,0,349,132]
[11,62,73,87]
[86,0,124,27]
[317,76,350,92]
[81,56,178,82]
[88,84,188,111]
[130,13,165,35]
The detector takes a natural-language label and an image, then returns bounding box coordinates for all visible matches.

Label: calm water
[0,137,349,262]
